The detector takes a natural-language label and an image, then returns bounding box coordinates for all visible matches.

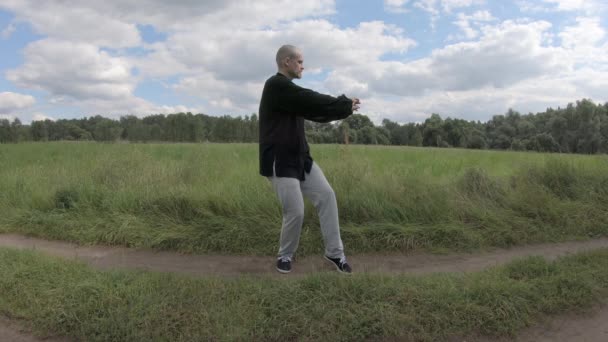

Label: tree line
[1,99,607,154]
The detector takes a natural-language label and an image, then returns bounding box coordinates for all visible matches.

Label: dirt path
[2,234,608,277]
[0,317,70,342]
[2,233,608,341]
[514,305,608,342]
[473,305,608,342]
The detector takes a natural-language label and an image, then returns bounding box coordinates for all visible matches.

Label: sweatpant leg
[270,176,305,259]
[300,163,345,259]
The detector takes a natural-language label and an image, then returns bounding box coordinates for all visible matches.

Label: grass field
[2,246,608,341]
[1,142,608,255]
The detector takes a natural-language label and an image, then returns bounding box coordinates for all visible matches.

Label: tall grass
[1,142,607,255]
[2,246,608,341]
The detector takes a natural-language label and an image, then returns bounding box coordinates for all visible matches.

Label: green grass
[2,246,608,341]
[1,142,608,255]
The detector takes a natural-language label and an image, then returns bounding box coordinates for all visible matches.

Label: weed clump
[54,189,80,209]
[459,167,505,202]
[527,159,579,199]
[504,256,558,280]
[145,195,204,223]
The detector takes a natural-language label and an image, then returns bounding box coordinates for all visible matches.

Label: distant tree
[510,139,526,151]
[66,123,92,140]
[358,126,377,144]
[344,114,374,130]
[575,99,602,153]
[422,113,444,147]
[10,118,24,142]
[409,126,423,146]
[467,129,487,149]
[443,118,471,147]
[4,98,608,155]
[92,118,122,141]
[337,121,350,144]
[530,133,560,152]
[375,127,390,145]
[31,120,49,141]
[0,119,11,143]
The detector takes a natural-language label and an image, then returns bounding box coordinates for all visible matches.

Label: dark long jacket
[258,73,353,180]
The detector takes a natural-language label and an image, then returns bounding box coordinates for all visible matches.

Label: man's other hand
[351,98,361,112]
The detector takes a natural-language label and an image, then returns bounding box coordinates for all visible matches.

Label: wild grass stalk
[1,142,607,254]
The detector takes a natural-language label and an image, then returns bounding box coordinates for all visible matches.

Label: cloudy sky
[0,0,607,124]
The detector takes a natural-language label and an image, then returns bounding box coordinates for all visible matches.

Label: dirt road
[1,233,607,341]
[2,234,608,277]
[0,317,69,342]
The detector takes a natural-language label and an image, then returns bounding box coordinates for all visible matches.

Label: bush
[54,189,80,209]
[459,168,505,202]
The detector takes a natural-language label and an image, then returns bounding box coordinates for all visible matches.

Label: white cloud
[384,0,411,13]
[389,0,483,15]
[559,17,605,49]
[558,17,608,73]
[174,71,263,114]
[1,0,606,124]
[0,0,336,38]
[64,96,204,118]
[44,87,204,118]
[1,23,15,39]
[441,0,485,13]
[323,19,603,124]
[468,10,495,21]
[32,113,55,122]
[414,0,440,28]
[148,19,414,80]
[7,39,135,101]
[136,19,415,113]
[0,114,15,121]
[2,1,415,118]
[449,10,496,40]
[3,38,203,118]
[341,20,566,97]
[542,0,587,11]
[1,0,141,48]
[519,0,605,13]
[0,92,36,114]
[362,66,608,124]
[129,43,190,79]
[414,0,440,13]
[403,0,485,29]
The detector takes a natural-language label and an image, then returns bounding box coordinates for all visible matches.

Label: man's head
[276,44,304,80]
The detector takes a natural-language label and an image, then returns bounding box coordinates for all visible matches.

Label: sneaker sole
[324,255,351,274]
[276,267,291,274]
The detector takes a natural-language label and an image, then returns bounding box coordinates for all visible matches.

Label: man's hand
[351,98,361,112]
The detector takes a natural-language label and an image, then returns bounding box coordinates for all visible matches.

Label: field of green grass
[2,246,608,341]
[1,142,607,255]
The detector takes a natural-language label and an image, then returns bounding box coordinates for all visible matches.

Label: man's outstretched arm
[277,81,359,123]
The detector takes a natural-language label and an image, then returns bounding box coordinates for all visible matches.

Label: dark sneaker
[324,255,352,274]
[276,256,292,274]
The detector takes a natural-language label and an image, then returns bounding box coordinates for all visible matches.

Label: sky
[0,0,607,124]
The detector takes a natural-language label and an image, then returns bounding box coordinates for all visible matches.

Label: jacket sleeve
[276,80,353,123]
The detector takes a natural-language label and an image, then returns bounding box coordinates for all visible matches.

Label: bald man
[259,44,360,274]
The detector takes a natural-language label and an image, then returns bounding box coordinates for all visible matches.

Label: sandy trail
[0,317,69,342]
[474,305,608,342]
[1,233,608,341]
[2,234,608,277]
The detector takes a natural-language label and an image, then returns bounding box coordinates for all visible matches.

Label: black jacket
[259,73,353,180]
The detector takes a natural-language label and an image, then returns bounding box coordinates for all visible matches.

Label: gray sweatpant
[269,162,345,260]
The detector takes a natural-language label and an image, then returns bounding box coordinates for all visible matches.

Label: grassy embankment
[1,246,608,341]
[1,142,607,255]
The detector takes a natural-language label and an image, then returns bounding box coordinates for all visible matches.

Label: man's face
[285,52,304,79]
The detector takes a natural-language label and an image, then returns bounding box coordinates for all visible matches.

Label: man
[259,44,360,274]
